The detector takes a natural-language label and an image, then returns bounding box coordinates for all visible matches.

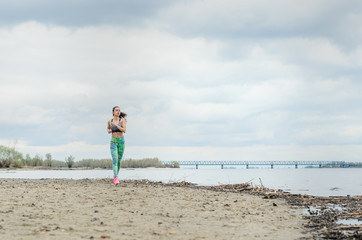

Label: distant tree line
[121,158,179,168]
[69,158,179,169]
[343,162,362,168]
[0,145,69,168]
[0,145,179,169]
[73,158,112,169]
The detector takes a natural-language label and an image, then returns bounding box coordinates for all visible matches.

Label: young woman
[107,106,127,185]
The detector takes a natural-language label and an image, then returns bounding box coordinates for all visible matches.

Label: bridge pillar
[196,164,198,169]
[295,164,298,169]
[271,164,273,169]
[221,164,224,169]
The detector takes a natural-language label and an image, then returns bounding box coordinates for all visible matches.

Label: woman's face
[113,107,120,116]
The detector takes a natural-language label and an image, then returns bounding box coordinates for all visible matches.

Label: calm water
[0,168,361,197]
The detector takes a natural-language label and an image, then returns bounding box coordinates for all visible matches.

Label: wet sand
[0,179,310,239]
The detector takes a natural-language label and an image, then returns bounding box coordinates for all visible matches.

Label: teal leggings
[110,136,125,178]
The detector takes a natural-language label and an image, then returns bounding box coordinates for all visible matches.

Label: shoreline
[1,168,361,198]
[0,179,360,239]
[213,182,361,239]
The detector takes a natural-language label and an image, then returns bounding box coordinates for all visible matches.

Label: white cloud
[156,1,359,38]
[0,1,362,162]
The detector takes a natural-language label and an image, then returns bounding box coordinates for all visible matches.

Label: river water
[0,167,361,197]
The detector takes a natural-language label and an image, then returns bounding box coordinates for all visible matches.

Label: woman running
[107,106,127,185]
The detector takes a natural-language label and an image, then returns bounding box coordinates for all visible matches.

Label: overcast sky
[1,0,362,162]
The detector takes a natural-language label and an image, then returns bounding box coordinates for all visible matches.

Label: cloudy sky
[1,0,362,162]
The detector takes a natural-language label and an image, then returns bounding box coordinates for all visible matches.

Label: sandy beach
[0,179,310,239]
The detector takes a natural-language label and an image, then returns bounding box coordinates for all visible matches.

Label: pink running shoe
[113,177,119,185]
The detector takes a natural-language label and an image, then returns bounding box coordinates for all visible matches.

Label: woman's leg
[116,139,125,175]
[110,141,119,178]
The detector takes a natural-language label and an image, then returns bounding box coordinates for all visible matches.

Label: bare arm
[107,120,112,134]
[119,118,127,133]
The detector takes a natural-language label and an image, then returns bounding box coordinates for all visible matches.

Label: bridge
[162,161,347,169]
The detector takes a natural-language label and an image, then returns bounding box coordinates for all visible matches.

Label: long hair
[112,106,127,119]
